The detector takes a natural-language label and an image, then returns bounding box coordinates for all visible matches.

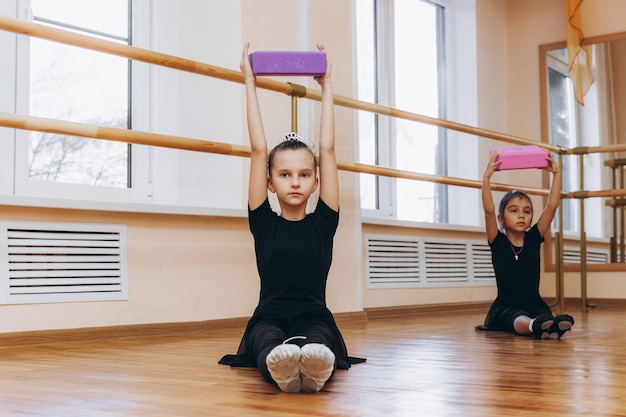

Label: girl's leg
[513,315,533,335]
[514,314,554,339]
[248,322,301,391]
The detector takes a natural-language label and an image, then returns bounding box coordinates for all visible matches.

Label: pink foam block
[490,145,549,170]
[249,51,327,76]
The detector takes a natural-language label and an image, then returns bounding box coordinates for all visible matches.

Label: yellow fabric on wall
[566,0,594,106]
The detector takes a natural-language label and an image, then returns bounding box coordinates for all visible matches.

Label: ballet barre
[0,15,559,152]
[0,111,549,198]
[6,14,626,314]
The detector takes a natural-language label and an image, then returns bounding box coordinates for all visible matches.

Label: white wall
[148,1,244,209]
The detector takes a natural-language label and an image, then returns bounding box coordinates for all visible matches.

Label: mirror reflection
[543,35,626,264]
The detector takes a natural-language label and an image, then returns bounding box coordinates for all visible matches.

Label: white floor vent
[366,234,495,289]
[0,221,128,304]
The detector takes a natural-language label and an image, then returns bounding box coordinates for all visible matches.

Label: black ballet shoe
[549,314,574,339]
[532,314,555,340]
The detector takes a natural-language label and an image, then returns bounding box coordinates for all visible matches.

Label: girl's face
[499,195,533,233]
[267,149,318,207]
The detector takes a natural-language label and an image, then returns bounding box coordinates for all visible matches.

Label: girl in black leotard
[219,42,364,392]
[480,150,574,340]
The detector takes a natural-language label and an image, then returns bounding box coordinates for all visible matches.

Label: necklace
[509,240,524,261]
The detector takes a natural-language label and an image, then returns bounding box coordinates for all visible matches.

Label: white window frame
[11,0,152,204]
[357,0,479,227]
[0,1,18,197]
[1,1,246,214]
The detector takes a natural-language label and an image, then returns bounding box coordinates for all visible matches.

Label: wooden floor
[1,304,626,417]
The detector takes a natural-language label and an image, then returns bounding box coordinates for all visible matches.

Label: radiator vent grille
[366,234,495,288]
[563,247,609,264]
[0,221,128,304]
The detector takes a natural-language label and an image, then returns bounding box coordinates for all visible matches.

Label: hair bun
[283,132,315,152]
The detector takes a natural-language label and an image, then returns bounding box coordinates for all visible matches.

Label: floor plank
[1,304,625,416]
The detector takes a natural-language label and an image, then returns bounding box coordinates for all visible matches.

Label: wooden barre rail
[0,111,549,197]
[564,189,626,199]
[0,15,560,152]
[7,15,626,198]
[566,144,626,155]
[0,111,251,157]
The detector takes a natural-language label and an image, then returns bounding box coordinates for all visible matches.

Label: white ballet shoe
[266,343,302,392]
[300,343,335,393]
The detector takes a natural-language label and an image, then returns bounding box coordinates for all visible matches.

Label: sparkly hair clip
[283,132,316,152]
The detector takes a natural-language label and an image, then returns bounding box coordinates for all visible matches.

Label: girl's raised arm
[241,42,269,210]
[535,155,562,237]
[315,44,339,211]
[482,152,501,244]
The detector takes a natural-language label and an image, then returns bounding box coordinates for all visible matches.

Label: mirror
[540,32,626,270]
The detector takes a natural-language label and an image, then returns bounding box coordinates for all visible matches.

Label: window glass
[394,0,442,222]
[28,0,130,187]
[356,0,378,210]
[547,45,610,239]
[356,0,445,221]
[548,66,577,232]
[31,0,128,38]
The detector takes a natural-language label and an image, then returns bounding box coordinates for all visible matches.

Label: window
[546,47,607,238]
[357,0,479,226]
[547,50,579,234]
[19,0,131,187]
[27,0,130,188]
[12,0,151,204]
[3,1,244,211]
[357,0,447,222]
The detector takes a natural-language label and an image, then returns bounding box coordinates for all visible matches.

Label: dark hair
[267,139,317,175]
[498,189,533,219]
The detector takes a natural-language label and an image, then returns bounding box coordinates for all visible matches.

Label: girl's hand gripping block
[249,51,327,76]
[489,145,549,170]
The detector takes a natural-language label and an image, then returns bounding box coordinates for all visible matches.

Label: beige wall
[0,0,363,334]
[3,0,626,335]
[0,205,257,332]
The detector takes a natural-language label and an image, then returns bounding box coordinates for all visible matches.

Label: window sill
[360,215,483,233]
[0,195,248,218]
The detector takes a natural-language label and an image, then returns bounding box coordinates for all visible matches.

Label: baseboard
[365,298,626,319]
[0,317,249,348]
[0,311,368,348]
[3,299,622,348]
[365,301,492,319]
[335,310,369,323]
[545,297,626,311]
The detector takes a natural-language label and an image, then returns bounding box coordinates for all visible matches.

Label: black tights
[247,321,336,383]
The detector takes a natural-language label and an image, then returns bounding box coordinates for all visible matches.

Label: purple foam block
[249,51,327,76]
[490,145,549,170]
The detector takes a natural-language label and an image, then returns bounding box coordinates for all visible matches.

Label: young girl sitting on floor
[480,150,574,339]
[218,42,364,392]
